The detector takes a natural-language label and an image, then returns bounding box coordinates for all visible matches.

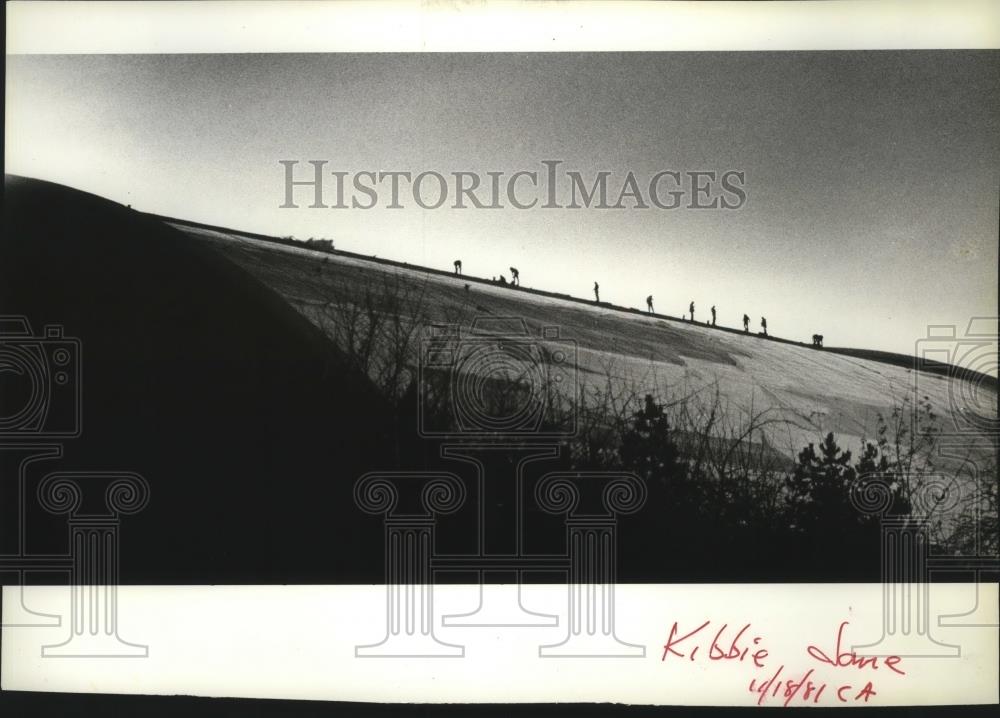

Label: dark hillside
[2,175,391,584]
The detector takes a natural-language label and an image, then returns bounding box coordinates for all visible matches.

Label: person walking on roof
[646,295,654,313]
[454,259,462,275]
[594,282,600,303]
[711,305,717,326]
[743,314,750,332]
[510,267,520,286]
[761,317,768,336]
[689,301,695,322]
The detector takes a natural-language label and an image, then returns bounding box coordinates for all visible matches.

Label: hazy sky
[6,52,999,358]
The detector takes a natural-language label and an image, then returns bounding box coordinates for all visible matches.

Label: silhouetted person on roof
[711,305,717,326]
[761,317,768,336]
[454,259,462,275]
[499,274,508,285]
[646,295,654,313]
[593,282,600,302]
[812,334,824,347]
[510,267,520,286]
[743,314,750,332]
[689,301,695,322]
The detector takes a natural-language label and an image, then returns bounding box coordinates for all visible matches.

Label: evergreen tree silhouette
[620,396,683,482]
[785,432,856,533]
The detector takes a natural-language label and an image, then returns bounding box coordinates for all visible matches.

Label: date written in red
[661,619,905,706]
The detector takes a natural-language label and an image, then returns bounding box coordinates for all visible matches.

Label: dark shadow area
[2,175,393,584]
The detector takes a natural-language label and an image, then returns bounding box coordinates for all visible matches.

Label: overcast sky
[6,52,998,359]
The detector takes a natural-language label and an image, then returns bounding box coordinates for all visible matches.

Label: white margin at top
[5,0,1000,55]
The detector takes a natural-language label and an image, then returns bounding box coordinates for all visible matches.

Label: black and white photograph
[2,1,998,713]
